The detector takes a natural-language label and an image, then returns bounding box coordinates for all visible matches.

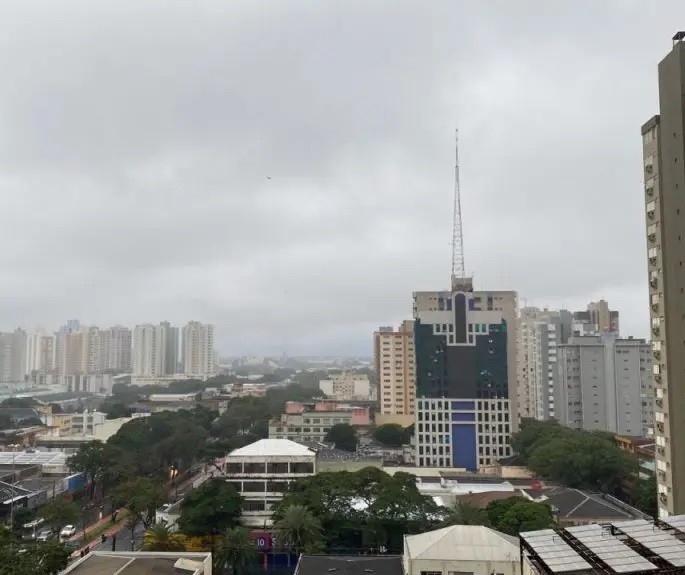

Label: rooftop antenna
[451,129,473,292]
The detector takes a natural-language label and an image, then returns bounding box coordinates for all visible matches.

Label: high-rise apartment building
[55,325,86,376]
[26,332,55,374]
[641,32,685,517]
[161,321,179,375]
[0,329,27,383]
[572,300,620,334]
[413,282,517,470]
[181,321,215,377]
[517,308,573,422]
[133,322,179,376]
[98,326,132,373]
[374,321,416,427]
[556,334,653,437]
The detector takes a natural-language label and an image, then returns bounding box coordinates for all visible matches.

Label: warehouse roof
[405,525,519,562]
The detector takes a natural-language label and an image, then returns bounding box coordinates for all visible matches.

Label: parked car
[60,525,77,539]
[36,529,54,542]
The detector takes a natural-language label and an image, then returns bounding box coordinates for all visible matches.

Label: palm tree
[143,523,186,551]
[215,527,257,575]
[274,504,324,557]
[444,500,490,527]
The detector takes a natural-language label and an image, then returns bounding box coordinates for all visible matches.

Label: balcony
[646,164,654,174]
[654,350,661,360]
[646,186,654,197]
[652,325,660,336]
[660,493,668,505]
[657,422,665,434]
[647,209,656,220]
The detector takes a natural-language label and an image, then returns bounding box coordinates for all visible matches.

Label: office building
[223,438,316,527]
[641,32,685,517]
[556,334,653,437]
[133,322,178,376]
[413,282,518,470]
[374,321,416,427]
[572,300,620,334]
[181,321,215,377]
[98,326,132,373]
[517,308,573,422]
[268,401,371,443]
[319,371,374,401]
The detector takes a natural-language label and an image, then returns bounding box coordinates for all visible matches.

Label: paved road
[90,522,145,552]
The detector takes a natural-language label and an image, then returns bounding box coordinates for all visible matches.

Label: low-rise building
[404,525,521,575]
[319,371,375,401]
[223,439,316,527]
[60,551,212,575]
[268,401,371,443]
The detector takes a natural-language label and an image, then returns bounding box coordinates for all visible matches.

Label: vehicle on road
[60,524,77,538]
[36,529,55,542]
[21,518,45,541]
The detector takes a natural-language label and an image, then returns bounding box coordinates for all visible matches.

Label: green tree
[527,434,634,492]
[509,419,567,464]
[372,424,411,447]
[103,403,133,420]
[215,527,258,575]
[444,500,490,527]
[631,476,658,518]
[178,479,242,536]
[143,524,186,551]
[486,497,554,535]
[113,477,167,529]
[40,498,80,531]
[274,504,324,555]
[67,440,108,499]
[325,423,357,452]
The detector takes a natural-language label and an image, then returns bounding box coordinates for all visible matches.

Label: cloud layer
[1,1,683,354]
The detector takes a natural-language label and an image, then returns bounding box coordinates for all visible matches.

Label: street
[90,522,146,552]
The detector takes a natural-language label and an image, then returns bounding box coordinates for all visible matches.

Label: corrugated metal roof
[228,439,315,457]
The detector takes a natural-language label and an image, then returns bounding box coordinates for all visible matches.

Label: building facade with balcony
[223,439,316,527]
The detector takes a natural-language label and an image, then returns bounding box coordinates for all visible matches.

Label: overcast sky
[1,1,683,356]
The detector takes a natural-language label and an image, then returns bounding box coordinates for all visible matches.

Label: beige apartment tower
[374,320,416,427]
[642,32,685,517]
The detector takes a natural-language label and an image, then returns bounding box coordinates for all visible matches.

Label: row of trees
[445,497,554,535]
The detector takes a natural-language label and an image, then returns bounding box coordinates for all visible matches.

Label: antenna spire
[451,129,467,284]
[451,129,472,292]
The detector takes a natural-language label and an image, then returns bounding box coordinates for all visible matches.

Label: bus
[21,517,45,541]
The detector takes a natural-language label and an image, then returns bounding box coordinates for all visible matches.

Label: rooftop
[295,555,403,575]
[528,487,638,521]
[0,450,68,467]
[60,551,211,575]
[405,525,519,562]
[520,517,685,575]
[229,438,315,457]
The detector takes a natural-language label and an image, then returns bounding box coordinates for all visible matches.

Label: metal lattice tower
[451,128,466,282]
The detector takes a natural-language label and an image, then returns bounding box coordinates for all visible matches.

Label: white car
[60,525,76,538]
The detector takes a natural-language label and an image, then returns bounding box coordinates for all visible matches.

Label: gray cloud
[0,0,683,354]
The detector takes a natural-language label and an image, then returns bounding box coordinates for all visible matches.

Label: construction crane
[451,129,473,292]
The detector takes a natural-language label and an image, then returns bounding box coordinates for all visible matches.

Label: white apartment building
[181,321,215,377]
[319,372,374,401]
[374,320,416,427]
[0,328,27,383]
[556,333,653,437]
[517,308,573,422]
[25,332,55,374]
[98,326,132,372]
[133,322,178,376]
[223,439,316,527]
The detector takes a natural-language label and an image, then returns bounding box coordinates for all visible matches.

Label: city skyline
[1,3,684,355]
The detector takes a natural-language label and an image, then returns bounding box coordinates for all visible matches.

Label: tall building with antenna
[413,131,518,471]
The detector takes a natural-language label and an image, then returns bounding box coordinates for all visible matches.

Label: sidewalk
[68,509,128,558]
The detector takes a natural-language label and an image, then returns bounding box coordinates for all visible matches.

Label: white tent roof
[405,525,519,563]
[229,439,315,457]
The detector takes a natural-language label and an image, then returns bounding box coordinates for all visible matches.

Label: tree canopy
[324,423,358,452]
[372,424,412,447]
[510,419,635,492]
[178,479,242,536]
[273,467,440,553]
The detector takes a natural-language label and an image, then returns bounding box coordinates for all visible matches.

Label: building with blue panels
[413,286,517,470]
